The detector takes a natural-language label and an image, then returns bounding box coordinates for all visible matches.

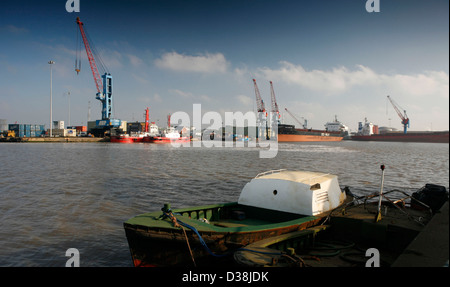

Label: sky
[0,0,448,132]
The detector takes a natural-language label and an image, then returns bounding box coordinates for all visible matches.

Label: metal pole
[375,164,385,222]
[48,61,55,137]
[68,91,71,127]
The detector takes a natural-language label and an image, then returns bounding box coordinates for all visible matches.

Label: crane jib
[75,17,114,121]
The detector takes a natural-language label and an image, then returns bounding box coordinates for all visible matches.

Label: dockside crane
[252,79,269,139]
[75,17,119,128]
[387,95,409,134]
[252,79,266,115]
[270,81,281,124]
[284,108,308,129]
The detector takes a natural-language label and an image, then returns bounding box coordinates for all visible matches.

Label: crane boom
[270,81,281,122]
[76,17,114,121]
[252,79,266,113]
[76,17,103,94]
[387,95,409,134]
[284,108,307,129]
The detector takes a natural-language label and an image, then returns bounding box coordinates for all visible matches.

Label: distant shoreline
[0,137,109,143]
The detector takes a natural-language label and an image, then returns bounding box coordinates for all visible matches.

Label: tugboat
[110,108,158,143]
[143,114,190,144]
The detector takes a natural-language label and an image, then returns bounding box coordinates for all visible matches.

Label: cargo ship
[277,124,344,142]
[351,118,449,143]
[351,131,449,143]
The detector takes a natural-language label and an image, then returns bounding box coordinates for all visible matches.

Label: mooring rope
[162,211,284,258]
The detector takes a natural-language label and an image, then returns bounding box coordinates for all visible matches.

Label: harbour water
[0,141,448,267]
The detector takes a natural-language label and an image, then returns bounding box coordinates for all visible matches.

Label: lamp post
[67,91,71,127]
[48,60,55,137]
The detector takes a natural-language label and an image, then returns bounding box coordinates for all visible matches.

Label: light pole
[48,60,55,137]
[67,91,71,127]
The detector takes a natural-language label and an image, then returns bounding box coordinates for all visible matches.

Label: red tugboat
[111,108,158,143]
[143,114,190,144]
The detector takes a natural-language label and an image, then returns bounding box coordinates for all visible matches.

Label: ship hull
[351,132,449,143]
[143,136,190,143]
[278,133,343,142]
[277,124,343,142]
[110,136,144,143]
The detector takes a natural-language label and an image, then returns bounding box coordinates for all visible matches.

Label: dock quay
[392,201,449,267]
[0,137,109,143]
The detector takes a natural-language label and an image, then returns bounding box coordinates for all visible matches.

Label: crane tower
[75,17,120,131]
[387,95,409,134]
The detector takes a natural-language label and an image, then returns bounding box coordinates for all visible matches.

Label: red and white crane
[75,17,117,125]
[252,79,266,114]
[269,81,281,123]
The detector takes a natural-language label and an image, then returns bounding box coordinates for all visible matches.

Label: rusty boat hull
[123,202,325,267]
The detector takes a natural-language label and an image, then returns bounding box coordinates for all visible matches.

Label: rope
[162,211,229,258]
[162,211,284,258]
[168,212,196,266]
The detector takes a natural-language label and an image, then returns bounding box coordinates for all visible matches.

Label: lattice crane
[270,81,281,124]
[252,79,266,114]
[387,95,409,134]
[75,17,114,122]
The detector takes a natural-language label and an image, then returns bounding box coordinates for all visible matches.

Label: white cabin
[238,170,346,216]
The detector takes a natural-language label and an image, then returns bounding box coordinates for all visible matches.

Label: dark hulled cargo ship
[277,124,344,142]
[351,131,449,143]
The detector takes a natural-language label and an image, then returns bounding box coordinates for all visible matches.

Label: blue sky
[1,0,448,132]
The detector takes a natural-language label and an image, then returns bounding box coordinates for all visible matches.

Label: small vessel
[143,126,190,143]
[123,170,348,267]
[143,114,190,144]
[110,133,145,143]
[110,108,159,143]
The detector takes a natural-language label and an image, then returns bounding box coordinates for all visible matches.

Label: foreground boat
[123,170,348,267]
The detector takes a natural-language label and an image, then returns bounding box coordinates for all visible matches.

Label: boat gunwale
[124,202,320,234]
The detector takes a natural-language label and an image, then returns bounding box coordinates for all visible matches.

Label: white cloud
[1,24,28,34]
[155,51,229,73]
[127,54,143,67]
[252,61,449,131]
[258,62,449,99]
[236,94,253,106]
[170,89,193,98]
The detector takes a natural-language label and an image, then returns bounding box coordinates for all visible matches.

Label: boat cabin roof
[255,170,336,184]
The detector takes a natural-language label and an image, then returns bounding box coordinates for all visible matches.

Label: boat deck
[234,198,446,267]
[392,201,448,267]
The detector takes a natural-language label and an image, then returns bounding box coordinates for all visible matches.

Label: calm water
[0,141,448,266]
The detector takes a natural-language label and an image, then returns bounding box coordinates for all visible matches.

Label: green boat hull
[123,202,324,267]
